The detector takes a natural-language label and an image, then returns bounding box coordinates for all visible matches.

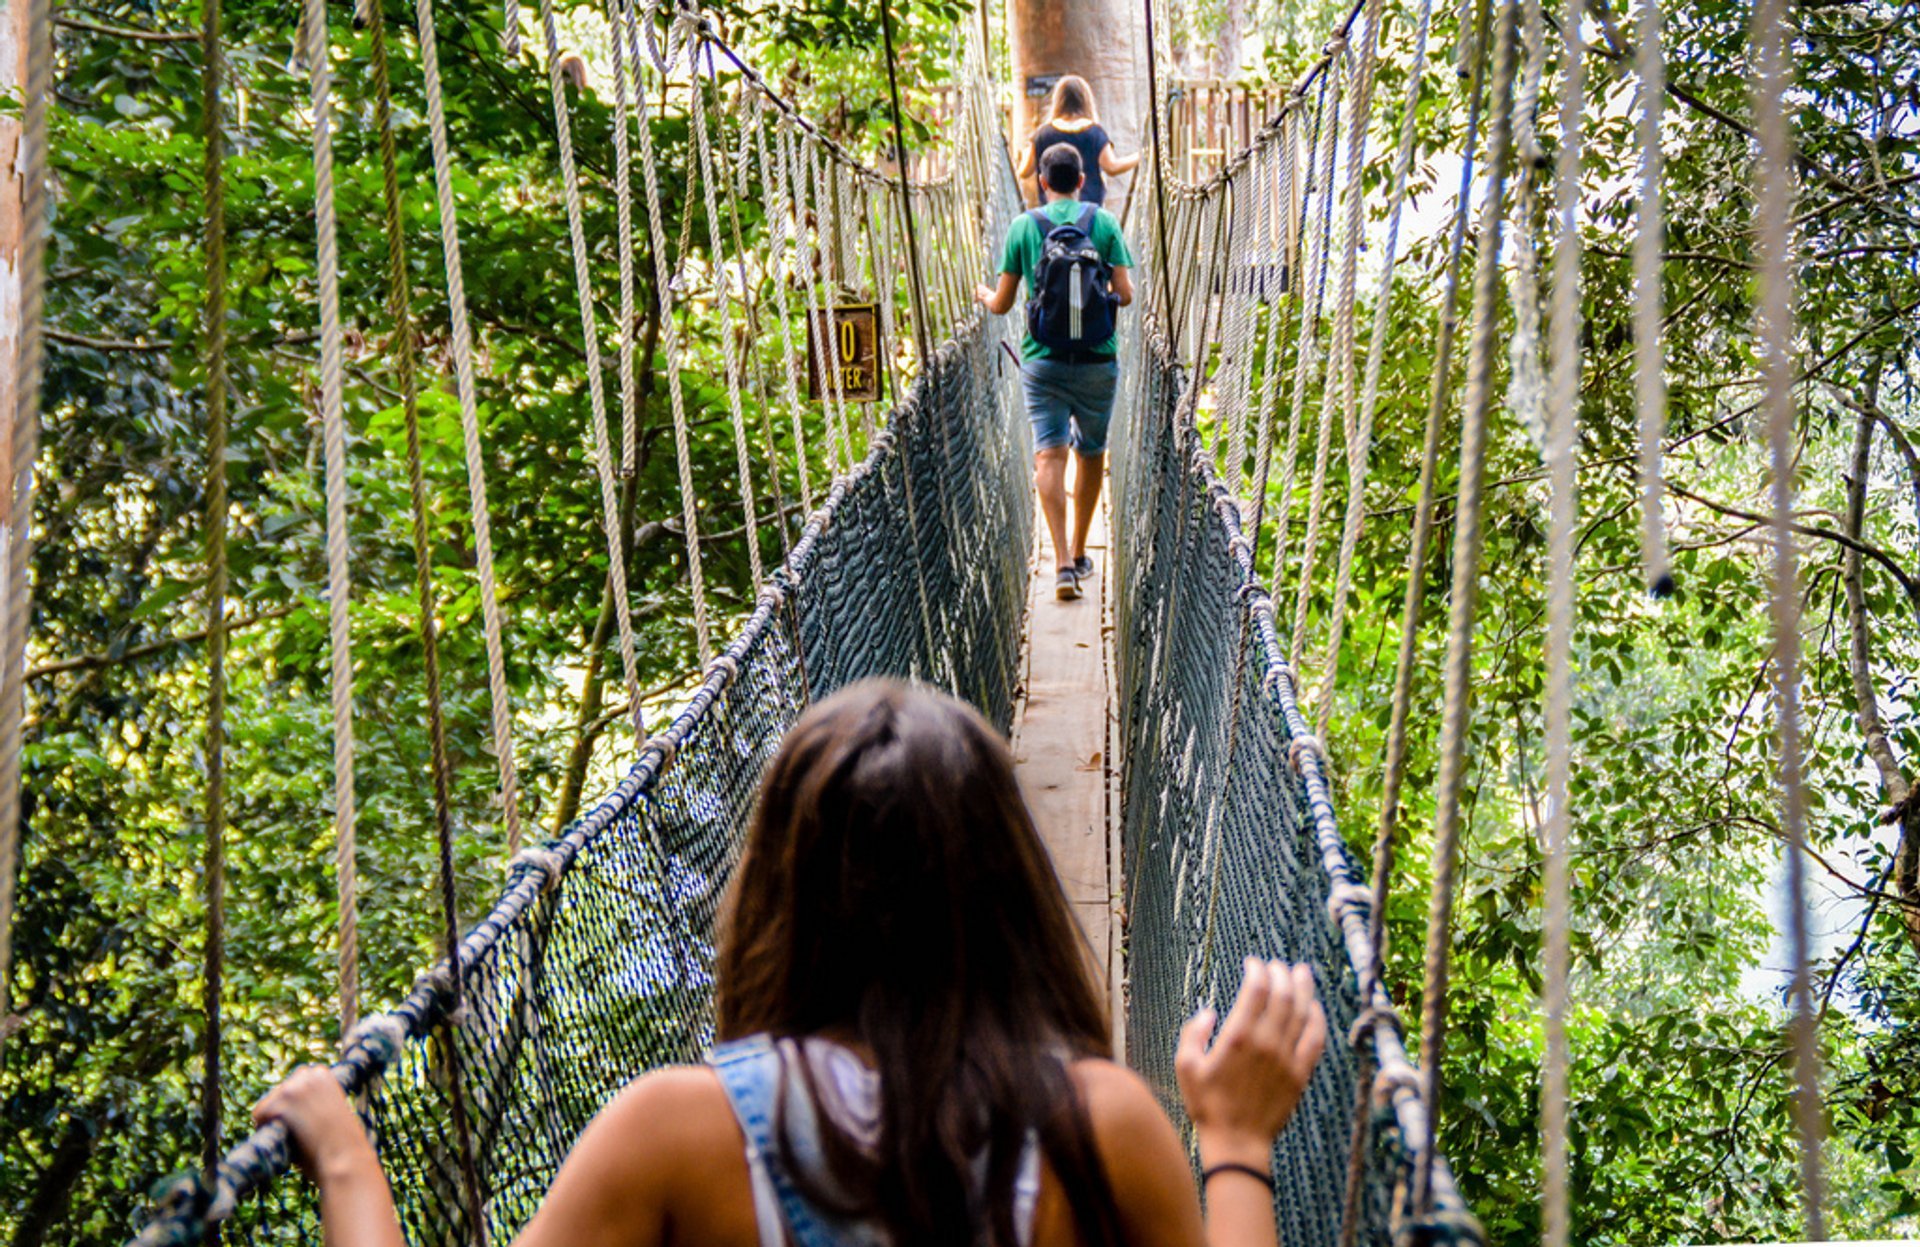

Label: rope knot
[508,845,568,891]
[1261,665,1289,697]
[1325,880,1371,930]
[1371,1060,1423,1107]
[645,733,681,770]
[708,653,741,685]
[1348,1002,1404,1048]
[1288,733,1326,773]
[344,1012,412,1065]
[1323,33,1348,57]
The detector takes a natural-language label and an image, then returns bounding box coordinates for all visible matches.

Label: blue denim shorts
[1021,358,1119,454]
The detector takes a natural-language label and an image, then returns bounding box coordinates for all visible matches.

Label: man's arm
[975,271,1021,315]
[1111,265,1134,308]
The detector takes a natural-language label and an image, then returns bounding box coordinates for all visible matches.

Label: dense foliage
[1,0,960,1239]
[1,0,1916,1244]
[1211,0,1920,1239]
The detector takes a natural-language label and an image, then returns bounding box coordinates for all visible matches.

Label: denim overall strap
[711,1036,887,1247]
[709,1037,793,1247]
[712,1035,1045,1247]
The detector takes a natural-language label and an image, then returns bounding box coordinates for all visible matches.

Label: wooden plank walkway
[1009,469,1124,1053]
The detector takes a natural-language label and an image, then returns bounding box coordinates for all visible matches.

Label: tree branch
[27,604,299,681]
[1666,481,1920,627]
[54,14,200,42]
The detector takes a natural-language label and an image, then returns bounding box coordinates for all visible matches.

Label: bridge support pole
[1006,0,1147,219]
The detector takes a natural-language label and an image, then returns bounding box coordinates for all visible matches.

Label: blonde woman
[1016,75,1139,206]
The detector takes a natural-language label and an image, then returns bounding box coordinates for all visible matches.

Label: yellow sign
[807,303,884,404]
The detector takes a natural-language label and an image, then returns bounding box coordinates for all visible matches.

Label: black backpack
[1024,204,1116,355]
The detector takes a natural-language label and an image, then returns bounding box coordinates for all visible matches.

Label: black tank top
[1030,122,1112,205]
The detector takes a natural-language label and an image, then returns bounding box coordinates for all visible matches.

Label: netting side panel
[145,313,1029,1247]
[1112,337,1394,1247]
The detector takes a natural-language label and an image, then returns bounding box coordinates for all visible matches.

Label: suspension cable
[1540,0,1585,1239]
[1634,0,1673,596]
[300,0,359,1032]
[619,0,713,666]
[363,5,489,1234]
[1752,0,1824,1227]
[197,0,231,1177]
[1414,0,1518,1211]
[415,0,524,853]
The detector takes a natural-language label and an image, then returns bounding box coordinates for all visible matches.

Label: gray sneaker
[1073,554,1095,579]
[1054,568,1081,601]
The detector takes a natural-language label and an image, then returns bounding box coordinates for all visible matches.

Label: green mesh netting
[1110,329,1473,1247]
[128,321,1033,1247]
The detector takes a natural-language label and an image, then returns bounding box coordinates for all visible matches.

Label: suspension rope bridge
[0,0,1833,1239]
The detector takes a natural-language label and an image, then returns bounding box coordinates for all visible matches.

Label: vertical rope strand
[607,0,641,481]
[1541,0,1584,1239]
[1634,0,1672,596]
[1287,52,1347,675]
[363,6,489,1236]
[1415,0,1518,1210]
[539,0,652,697]
[691,38,765,588]
[416,0,523,852]
[302,0,359,1032]
[1752,0,1824,1229]
[621,0,713,665]
[1316,0,1432,741]
[754,118,815,514]
[197,0,231,1176]
[0,0,51,1048]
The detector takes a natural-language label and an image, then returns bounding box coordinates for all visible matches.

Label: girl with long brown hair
[1015,75,1140,207]
[258,679,1326,1246]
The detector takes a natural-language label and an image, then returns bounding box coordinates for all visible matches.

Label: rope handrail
[125,320,1023,1247]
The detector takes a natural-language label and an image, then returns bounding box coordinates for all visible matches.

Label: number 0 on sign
[808,303,884,404]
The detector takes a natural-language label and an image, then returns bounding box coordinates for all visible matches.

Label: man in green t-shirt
[975,143,1136,602]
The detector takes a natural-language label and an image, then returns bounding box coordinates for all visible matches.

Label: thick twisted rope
[539,0,654,696]
[197,0,231,1175]
[1752,0,1824,1230]
[415,0,523,853]
[1414,0,1518,1211]
[618,0,713,665]
[1315,0,1432,741]
[1286,51,1347,676]
[1541,0,1584,1240]
[301,0,359,1031]
[1634,0,1673,596]
[0,0,52,1049]
[1246,103,1308,567]
[363,5,488,1233]
[1265,76,1334,574]
[714,90,795,569]
[753,117,815,515]
[606,0,641,480]
[691,38,765,588]
[1243,108,1297,553]
[1334,6,1469,1239]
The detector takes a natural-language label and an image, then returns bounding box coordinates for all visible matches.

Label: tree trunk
[1841,387,1920,958]
[1007,0,1147,220]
